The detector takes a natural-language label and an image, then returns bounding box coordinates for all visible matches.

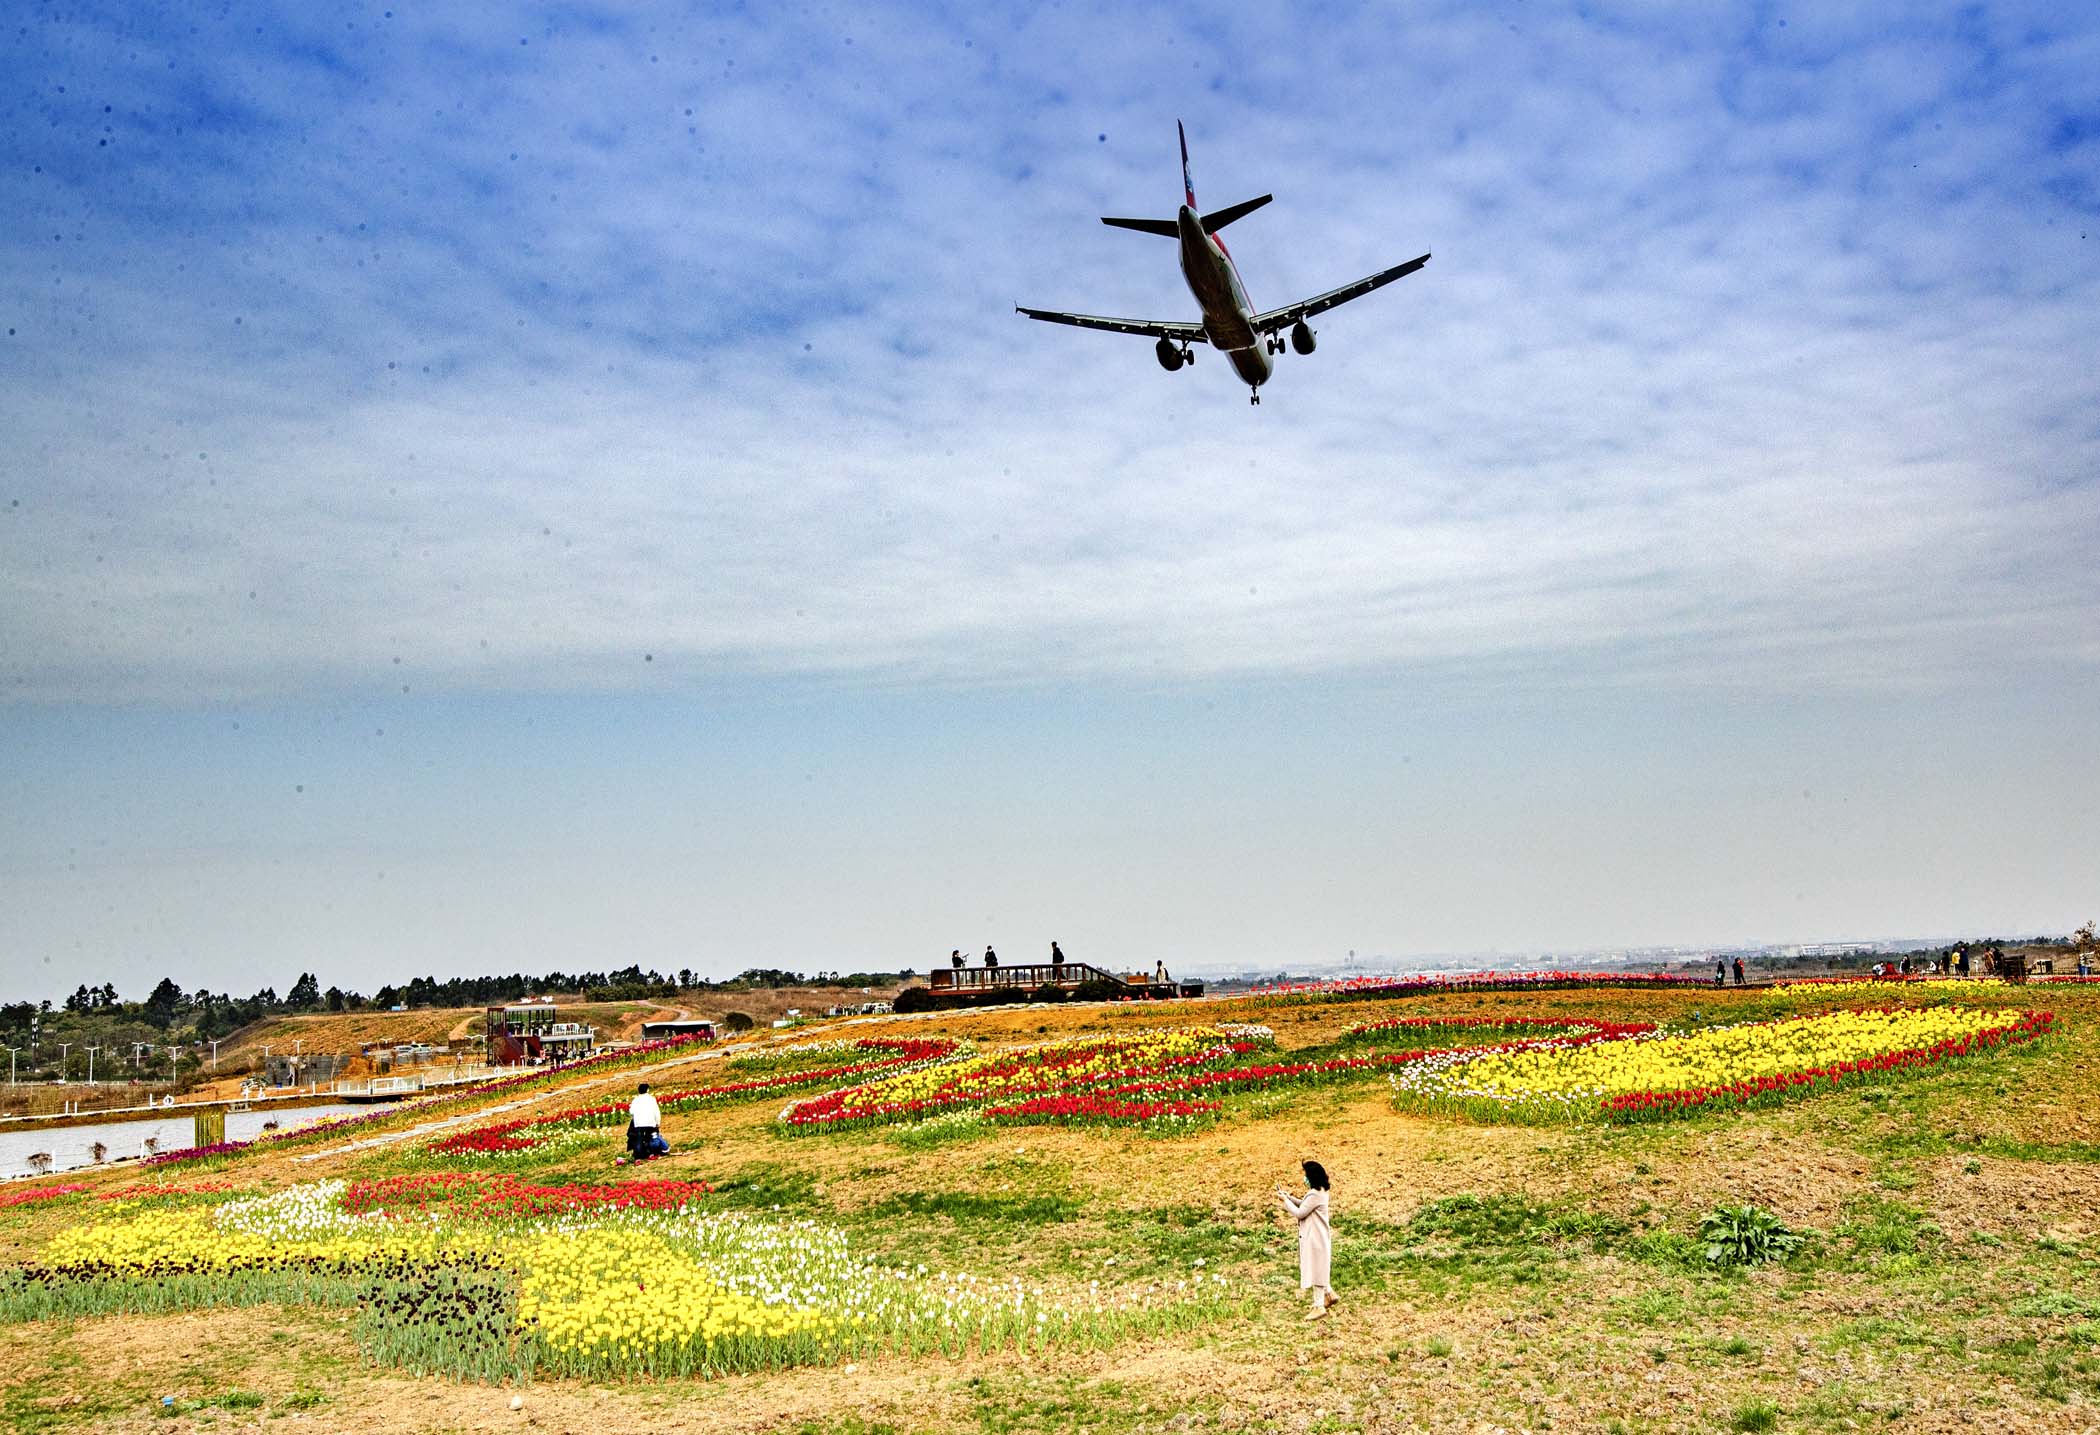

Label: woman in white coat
[1277,1159,1335,1318]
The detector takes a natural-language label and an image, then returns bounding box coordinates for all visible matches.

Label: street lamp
[57,1042,72,1084]
[4,1047,16,1085]
[84,1045,100,1086]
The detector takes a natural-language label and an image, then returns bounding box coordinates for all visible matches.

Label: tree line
[0,964,914,1082]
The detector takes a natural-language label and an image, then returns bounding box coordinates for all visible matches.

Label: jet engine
[1290,321,1316,355]
[1155,336,1185,371]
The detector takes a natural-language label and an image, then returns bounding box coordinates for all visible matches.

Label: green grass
[871,1190,1081,1225]
[1727,1398,1779,1432]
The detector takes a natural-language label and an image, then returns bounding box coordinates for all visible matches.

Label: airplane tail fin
[1101,125,1267,237]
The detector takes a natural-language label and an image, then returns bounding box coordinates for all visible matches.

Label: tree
[286,973,321,1009]
[143,979,185,1028]
[325,986,346,1012]
[65,985,93,1014]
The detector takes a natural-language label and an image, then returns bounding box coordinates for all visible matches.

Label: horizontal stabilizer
[1100,215,1180,237]
[1201,193,1272,232]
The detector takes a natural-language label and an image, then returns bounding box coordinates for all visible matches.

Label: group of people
[1714,956,1749,986]
[950,942,1069,971]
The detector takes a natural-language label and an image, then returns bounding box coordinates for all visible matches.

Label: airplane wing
[1015,307,1208,342]
[1251,252,1430,333]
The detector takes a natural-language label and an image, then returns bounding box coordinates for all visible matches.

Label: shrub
[1071,978,1122,1002]
[721,1011,755,1032]
[1699,1204,1806,1267]
[1031,985,1068,1003]
[891,988,936,1014]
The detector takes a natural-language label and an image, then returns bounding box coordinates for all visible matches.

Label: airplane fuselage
[1176,204,1272,389]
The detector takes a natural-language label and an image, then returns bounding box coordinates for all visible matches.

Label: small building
[484,1000,597,1064]
[639,1019,718,1042]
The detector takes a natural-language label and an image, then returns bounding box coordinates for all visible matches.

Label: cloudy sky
[2,2,2096,999]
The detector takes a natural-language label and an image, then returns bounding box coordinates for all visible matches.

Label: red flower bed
[0,1183,90,1209]
[424,1119,544,1156]
[345,1171,713,1218]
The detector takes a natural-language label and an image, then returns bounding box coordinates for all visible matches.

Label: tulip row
[424,1037,966,1158]
[0,1184,90,1211]
[3,1179,1240,1381]
[345,1172,715,1218]
[776,1019,1647,1134]
[1389,1006,2052,1124]
[1597,1011,2054,1119]
[780,1027,1268,1132]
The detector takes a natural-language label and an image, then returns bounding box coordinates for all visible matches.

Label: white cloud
[1,1,2096,706]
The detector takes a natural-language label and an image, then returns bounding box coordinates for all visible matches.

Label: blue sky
[2,2,2096,998]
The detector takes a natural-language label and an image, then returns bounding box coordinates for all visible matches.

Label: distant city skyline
[4,4,2096,999]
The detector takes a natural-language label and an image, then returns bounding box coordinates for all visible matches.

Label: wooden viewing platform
[928,962,1203,1000]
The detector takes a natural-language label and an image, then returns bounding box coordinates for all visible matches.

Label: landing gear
[1249,386,1261,406]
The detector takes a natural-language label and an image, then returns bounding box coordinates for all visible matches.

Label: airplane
[1018,122,1430,405]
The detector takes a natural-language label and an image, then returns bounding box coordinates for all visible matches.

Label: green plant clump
[1699,1204,1805,1267]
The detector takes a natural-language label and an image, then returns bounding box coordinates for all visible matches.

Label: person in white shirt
[627,1083,663,1161]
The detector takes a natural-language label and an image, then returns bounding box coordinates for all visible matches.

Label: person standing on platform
[984,946,998,968]
[951,949,964,971]
[1278,1160,1335,1319]
[1050,941,1065,970]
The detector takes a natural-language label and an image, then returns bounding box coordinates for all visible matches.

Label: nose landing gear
[1249,386,1261,406]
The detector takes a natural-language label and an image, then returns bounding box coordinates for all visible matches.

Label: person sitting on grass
[626,1082,663,1162]
[1278,1159,1335,1320]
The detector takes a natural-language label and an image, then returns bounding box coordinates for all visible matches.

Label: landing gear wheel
[1249,388,1261,406]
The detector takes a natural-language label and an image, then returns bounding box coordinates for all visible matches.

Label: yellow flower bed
[1394,1006,2044,1121]
[44,1198,494,1273]
[816,1026,1245,1114]
[518,1227,838,1372]
[1767,978,2017,1001]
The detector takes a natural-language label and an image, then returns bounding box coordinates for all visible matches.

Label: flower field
[0,1177,1238,1381]
[138,1034,717,1168]
[777,1018,1664,1133]
[426,1036,966,1157]
[0,978,2081,1426]
[1391,1005,2054,1123]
